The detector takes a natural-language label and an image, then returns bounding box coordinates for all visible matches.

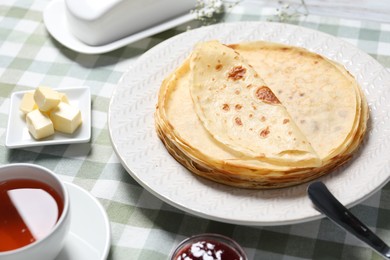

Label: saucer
[5,87,91,148]
[56,182,111,260]
[43,0,195,54]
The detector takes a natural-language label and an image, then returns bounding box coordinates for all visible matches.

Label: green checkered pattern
[1,1,390,259]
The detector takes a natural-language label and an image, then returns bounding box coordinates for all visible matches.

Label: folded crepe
[189,41,320,167]
[155,40,368,189]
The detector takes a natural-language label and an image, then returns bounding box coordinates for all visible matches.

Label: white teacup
[0,163,70,260]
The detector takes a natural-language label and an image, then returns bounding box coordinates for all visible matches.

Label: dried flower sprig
[191,0,241,25]
[271,0,308,22]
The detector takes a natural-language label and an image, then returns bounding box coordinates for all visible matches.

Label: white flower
[192,0,240,20]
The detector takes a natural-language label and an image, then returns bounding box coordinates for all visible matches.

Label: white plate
[56,182,111,260]
[43,0,195,54]
[6,87,91,148]
[108,22,390,226]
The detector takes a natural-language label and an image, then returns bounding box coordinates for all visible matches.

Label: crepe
[189,41,320,167]
[155,61,314,189]
[230,42,364,163]
[155,40,368,189]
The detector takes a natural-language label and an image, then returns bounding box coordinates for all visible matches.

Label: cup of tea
[0,163,71,260]
[170,233,248,260]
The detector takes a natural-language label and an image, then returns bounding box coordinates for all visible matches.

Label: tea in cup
[0,163,70,260]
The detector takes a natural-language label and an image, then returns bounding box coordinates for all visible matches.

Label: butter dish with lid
[43,0,196,54]
[65,0,196,46]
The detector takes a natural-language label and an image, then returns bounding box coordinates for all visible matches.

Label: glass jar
[170,233,248,260]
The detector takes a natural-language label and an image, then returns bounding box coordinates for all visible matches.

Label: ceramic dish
[43,0,195,54]
[108,22,390,226]
[6,87,91,148]
[56,182,111,260]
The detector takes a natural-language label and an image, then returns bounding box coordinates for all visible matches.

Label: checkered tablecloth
[1,0,390,259]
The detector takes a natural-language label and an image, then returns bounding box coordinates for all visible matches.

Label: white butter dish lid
[65,0,196,46]
[43,0,196,54]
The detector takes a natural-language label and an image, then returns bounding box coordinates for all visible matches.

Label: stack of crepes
[155,41,368,189]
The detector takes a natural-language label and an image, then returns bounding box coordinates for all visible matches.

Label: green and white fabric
[1,0,390,259]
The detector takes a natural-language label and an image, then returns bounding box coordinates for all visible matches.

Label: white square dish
[6,87,91,148]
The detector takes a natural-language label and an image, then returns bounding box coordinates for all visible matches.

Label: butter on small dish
[6,87,91,148]
[20,87,82,140]
[65,0,196,46]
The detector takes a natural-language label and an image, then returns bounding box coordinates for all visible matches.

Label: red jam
[174,239,243,260]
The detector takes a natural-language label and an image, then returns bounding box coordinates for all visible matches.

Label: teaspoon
[307,181,390,259]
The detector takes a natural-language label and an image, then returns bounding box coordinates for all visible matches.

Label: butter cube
[34,87,60,112]
[58,92,69,104]
[50,102,82,134]
[26,110,55,139]
[20,92,37,114]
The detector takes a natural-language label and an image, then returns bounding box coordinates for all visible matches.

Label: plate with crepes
[108,22,390,225]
